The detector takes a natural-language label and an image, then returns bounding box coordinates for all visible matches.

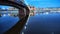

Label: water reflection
[0,5,19,34]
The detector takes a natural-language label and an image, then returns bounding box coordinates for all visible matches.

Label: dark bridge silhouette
[0,0,30,34]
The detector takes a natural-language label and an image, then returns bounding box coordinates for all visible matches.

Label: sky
[0,0,60,8]
[24,0,60,8]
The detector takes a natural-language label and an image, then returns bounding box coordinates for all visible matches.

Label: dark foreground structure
[0,0,30,34]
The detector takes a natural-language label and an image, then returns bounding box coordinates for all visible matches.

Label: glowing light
[51,32,54,34]
[3,14,6,16]
[24,26,26,29]
[22,32,24,34]
[45,12,49,14]
[26,23,28,25]
[8,14,10,16]
[2,7,5,10]
[43,12,49,15]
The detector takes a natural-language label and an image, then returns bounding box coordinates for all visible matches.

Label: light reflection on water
[21,11,60,34]
[0,15,19,34]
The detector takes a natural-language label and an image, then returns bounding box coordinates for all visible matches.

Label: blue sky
[24,0,60,8]
[0,0,60,8]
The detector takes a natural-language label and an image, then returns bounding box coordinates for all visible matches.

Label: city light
[2,7,5,10]
[22,32,24,34]
[8,14,10,16]
[45,12,49,14]
[43,12,49,15]
[26,22,28,25]
[3,14,6,16]
[24,26,27,29]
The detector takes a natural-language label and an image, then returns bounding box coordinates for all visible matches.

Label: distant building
[27,5,36,16]
[28,5,36,11]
